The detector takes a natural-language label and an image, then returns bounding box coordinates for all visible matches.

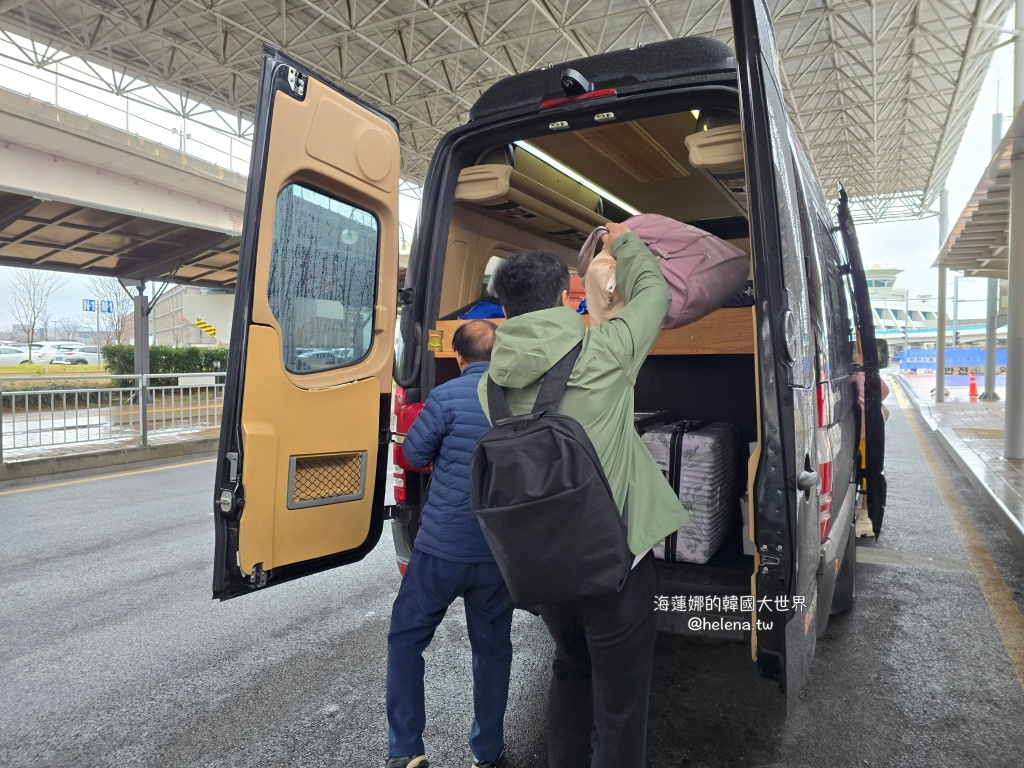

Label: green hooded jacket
[478,231,690,554]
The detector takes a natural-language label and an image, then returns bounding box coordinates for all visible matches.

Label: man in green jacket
[479,222,689,768]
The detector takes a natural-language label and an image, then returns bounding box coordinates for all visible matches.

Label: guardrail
[0,372,226,462]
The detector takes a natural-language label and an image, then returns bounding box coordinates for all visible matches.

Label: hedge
[102,345,230,386]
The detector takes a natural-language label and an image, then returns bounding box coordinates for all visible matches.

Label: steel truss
[0,0,1016,221]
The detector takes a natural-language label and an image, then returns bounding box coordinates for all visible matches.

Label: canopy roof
[935,103,1024,280]
[0,0,1015,222]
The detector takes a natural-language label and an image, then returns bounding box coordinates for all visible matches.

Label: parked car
[0,345,31,366]
[212,0,888,707]
[22,344,60,363]
[62,346,102,366]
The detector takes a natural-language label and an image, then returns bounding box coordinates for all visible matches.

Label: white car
[0,345,31,365]
[21,344,61,363]
[62,346,102,366]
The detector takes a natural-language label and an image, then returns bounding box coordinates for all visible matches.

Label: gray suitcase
[641,420,742,564]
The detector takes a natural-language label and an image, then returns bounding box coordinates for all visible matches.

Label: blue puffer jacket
[402,361,494,563]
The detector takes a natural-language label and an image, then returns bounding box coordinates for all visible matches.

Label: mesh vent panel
[292,453,363,504]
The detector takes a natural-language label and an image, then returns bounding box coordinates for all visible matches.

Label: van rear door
[212,49,401,599]
[838,188,888,536]
[731,0,820,706]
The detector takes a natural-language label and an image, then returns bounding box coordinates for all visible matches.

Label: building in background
[866,266,996,351]
[152,284,233,346]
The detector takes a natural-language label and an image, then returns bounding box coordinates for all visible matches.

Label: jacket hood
[489,307,585,389]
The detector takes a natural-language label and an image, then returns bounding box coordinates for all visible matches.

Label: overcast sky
[0,39,1015,334]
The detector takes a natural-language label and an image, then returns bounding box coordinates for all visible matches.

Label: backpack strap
[486,374,514,422]
[486,341,583,423]
[532,342,583,415]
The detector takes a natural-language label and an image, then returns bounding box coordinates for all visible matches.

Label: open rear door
[731,0,819,707]
[837,187,888,536]
[213,48,400,599]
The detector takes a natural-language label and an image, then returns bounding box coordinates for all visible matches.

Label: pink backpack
[578,214,749,329]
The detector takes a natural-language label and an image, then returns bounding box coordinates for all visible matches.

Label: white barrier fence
[0,373,226,462]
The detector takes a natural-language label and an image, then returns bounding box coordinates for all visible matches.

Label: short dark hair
[452,320,497,363]
[490,251,570,318]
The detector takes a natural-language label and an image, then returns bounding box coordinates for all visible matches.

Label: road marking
[0,458,216,496]
[857,546,970,573]
[894,381,1024,689]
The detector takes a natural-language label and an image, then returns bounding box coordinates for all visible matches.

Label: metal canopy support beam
[1006,0,1024,458]
[982,112,1004,400]
[937,190,949,403]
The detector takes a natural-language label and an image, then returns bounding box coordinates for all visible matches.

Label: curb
[0,438,218,488]
[893,376,1024,553]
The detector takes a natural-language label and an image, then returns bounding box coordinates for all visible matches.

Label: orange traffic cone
[969,372,979,402]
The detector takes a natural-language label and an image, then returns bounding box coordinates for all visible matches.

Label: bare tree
[84,277,134,345]
[6,268,66,361]
[55,316,81,341]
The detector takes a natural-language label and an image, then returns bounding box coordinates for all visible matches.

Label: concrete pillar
[1006,0,1024,458]
[983,112,1003,400]
[982,276,1000,399]
[936,191,949,403]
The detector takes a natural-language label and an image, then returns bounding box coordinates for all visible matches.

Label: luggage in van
[633,411,673,436]
[641,420,742,564]
[577,214,749,328]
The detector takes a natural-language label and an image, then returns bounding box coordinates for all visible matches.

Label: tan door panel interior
[440,203,578,318]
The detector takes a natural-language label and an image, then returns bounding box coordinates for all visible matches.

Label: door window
[268,183,380,374]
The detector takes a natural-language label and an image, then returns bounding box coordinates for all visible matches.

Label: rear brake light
[394,468,406,504]
[394,386,406,416]
[398,562,407,576]
[540,87,617,109]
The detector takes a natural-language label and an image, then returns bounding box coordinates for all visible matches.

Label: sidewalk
[895,371,1024,553]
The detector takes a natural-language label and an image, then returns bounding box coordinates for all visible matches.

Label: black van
[211,0,888,706]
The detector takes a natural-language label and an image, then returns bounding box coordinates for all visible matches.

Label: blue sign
[82,299,114,313]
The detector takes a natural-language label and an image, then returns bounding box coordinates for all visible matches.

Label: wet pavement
[1,389,1023,767]
[898,371,1024,553]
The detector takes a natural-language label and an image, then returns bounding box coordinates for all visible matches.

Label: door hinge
[226,451,239,482]
[398,287,414,306]
[249,563,268,588]
[380,428,393,445]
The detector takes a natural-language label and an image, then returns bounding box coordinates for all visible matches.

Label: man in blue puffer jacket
[385,319,513,768]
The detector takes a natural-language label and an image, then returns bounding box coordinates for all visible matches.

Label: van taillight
[540,87,617,109]
[394,386,406,415]
[398,562,407,576]
[816,382,834,543]
[394,468,406,504]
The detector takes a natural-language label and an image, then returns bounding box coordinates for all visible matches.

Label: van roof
[469,37,735,122]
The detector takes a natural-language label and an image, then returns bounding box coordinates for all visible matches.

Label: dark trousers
[386,547,515,761]
[538,553,658,768]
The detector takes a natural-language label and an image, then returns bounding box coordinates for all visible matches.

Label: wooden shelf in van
[430,306,755,357]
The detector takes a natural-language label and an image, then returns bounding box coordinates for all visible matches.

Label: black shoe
[471,752,505,768]
[385,757,428,768]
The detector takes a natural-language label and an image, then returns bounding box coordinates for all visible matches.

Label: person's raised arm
[592,222,671,379]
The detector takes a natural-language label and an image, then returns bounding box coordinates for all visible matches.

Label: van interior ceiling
[430,103,760,618]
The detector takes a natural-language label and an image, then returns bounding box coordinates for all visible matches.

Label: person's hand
[599,221,631,250]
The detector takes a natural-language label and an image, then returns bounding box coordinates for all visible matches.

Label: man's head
[452,319,497,369]
[491,251,571,318]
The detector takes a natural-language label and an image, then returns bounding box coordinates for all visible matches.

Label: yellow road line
[894,380,1024,689]
[0,458,216,496]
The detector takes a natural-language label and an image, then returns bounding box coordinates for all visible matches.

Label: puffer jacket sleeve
[402,393,447,469]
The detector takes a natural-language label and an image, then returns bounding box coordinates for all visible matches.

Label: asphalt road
[2,390,1024,767]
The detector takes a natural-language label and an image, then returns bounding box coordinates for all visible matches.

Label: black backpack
[470,342,631,607]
